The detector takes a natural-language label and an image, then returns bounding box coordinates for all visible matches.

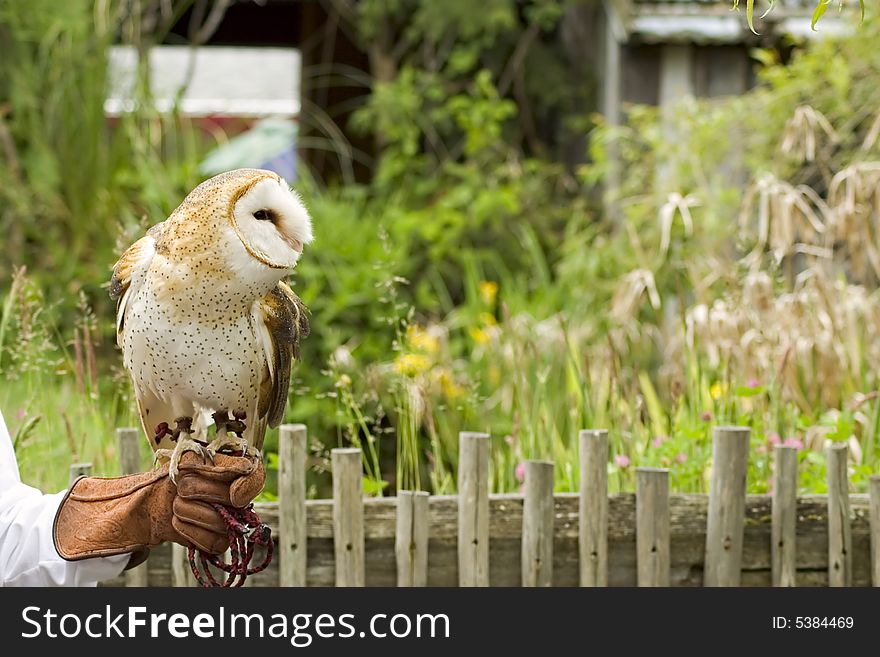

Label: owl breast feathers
[110,168,312,453]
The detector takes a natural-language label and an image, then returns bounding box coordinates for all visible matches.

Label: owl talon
[154,416,209,481]
[206,433,249,458]
[166,437,211,483]
[153,449,172,468]
[210,408,247,450]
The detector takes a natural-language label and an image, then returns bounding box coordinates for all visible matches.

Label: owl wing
[254,281,310,430]
[109,222,163,342]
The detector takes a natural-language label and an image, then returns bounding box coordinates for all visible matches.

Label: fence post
[636,467,670,587]
[772,445,798,587]
[332,448,364,587]
[171,543,195,587]
[827,442,852,587]
[458,431,490,587]
[279,424,308,587]
[117,428,148,587]
[704,425,749,586]
[870,475,880,587]
[522,460,554,587]
[396,490,429,586]
[579,429,608,587]
[68,463,91,486]
[118,428,143,476]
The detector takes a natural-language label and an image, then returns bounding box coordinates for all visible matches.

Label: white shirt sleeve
[0,409,130,586]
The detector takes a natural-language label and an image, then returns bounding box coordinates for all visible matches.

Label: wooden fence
[87,425,880,587]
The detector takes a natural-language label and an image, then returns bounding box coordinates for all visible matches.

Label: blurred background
[0,0,875,499]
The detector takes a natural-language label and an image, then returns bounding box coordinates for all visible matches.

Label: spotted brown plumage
[110,169,313,475]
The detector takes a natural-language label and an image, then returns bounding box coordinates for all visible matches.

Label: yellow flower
[478,311,498,327]
[710,382,727,400]
[437,370,465,400]
[406,324,440,355]
[335,374,352,389]
[469,327,490,345]
[394,353,431,377]
[479,280,498,305]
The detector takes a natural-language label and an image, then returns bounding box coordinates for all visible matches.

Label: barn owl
[110,169,312,479]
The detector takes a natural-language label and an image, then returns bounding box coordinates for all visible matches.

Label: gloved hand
[53,452,265,568]
[173,452,267,553]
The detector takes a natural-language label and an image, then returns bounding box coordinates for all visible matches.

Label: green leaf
[747,0,758,34]
[363,477,389,495]
[12,414,42,450]
[735,385,766,397]
[639,371,668,437]
[811,0,831,30]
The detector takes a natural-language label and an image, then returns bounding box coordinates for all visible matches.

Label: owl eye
[253,209,272,222]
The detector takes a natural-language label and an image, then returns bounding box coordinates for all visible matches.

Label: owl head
[178,168,314,272]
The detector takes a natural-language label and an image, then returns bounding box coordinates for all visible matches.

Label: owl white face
[231,177,314,270]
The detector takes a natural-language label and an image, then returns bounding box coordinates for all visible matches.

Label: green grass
[2,252,878,499]
[2,375,135,492]
[3,319,873,499]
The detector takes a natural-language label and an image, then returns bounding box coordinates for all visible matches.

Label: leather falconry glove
[53,452,265,569]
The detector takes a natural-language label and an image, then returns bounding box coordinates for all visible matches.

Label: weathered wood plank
[396,490,429,586]
[458,432,489,586]
[117,427,143,475]
[522,461,554,587]
[279,424,307,587]
[871,476,880,587]
[332,448,364,586]
[171,543,195,587]
[104,493,874,587]
[772,445,797,586]
[68,463,91,486]
[827,442,852,587]
[118,427,148,587]
[636,468,669,587]
[579,430,608,587]
[704,426,749,586]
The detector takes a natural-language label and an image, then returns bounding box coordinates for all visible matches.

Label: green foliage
[0,0,207,315]
[4,0,880,500]
[300,12,880,496]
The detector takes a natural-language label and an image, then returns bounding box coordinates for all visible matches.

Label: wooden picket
[95,423,878,588]
[636,467,669,587]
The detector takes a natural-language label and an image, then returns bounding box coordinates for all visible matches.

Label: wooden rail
[92,425,879,588]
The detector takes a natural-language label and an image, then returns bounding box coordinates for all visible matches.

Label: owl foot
[206,434,254,458]
[155,437,212,483]
[208,409,251,457]
[153,416,211,482]
[172,416,193,439]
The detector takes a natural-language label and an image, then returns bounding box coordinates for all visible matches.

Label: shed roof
[607,0,855,44]
[105,46,301,117]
